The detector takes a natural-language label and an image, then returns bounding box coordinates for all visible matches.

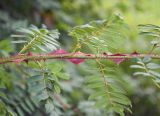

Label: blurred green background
[0,0,160,116]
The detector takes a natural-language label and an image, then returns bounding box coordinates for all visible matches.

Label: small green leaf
[88,90,106,100]
[130,65,145,69]
[87,82,104,89]
[130,58,139,62]
[20,102,32,114]
[151,40,159,45]
[133,72,151,77]
[57,73,70,80]
[85,76,101,83]
[28,75,43,83]
[45,100,54,113]
[143,56,151,62]
[16,107,24,116]
[54,84,61,94]
[11,40,27,43]
[95,98,107,108]
[24,99,34,112]
[154,78,160,83]
[149,70,160,77]
[37,91,49,101]
[146,63,160,69]
[29,83,46,93]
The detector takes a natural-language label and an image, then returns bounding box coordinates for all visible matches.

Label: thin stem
[18,35,37,54]
[148,44,157,54]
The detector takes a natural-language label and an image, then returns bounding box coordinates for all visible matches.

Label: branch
[0,53,160,64]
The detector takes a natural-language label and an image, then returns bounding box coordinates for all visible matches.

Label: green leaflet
[88,90,106,100]
[87,82,105,89]
[130,65,146,69]
[133,72,151,77]
[85,75,102,83]
[57,73,70,80]
[27,75,43,83]
[146,63,160,69]
[16,106,24,116]
[94,98,107,108]
[149,70,160,77]
[24,99,34,112]
[45,100,55,113]
[37,91,49,101]
[54,84,61,94]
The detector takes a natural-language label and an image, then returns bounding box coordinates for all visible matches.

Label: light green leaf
[37,91,49,101]
[133,72,151,77]
[95,98,107,108]
[29,83,46,93]
[143,56,151,62]
[54,84,61,94]
[146,63,160,69]
[57,73,70,80]
[88,90,106,100]
[85,76,101,83]
[28,75,43,83]
[149,70,160,77]
[45,100,54,113]
[130,65,145,69]
[87,82,104,89]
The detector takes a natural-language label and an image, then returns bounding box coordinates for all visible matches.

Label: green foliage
[69,14,127,53]
[0,1,160,116]
[139,24,160,50]
[1,16,160,116]
[27,61,70,115]
[12,25,60,53]
[0,85,40,116]
[68,15,132,115]
[84,60,131,116]
[130,58,160,88]
[0,64,47,116]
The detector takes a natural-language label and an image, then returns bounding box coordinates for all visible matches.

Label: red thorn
[68,51,85,64]
[103,52,108,56]
[109,54,126,65]
[85,54,91,56]
[49,49,68,55]
[27,52,33,56]
[12,59,25,64]
[68,59,85,65]
[43,59,46,62]
[75,51,84,54]
[110,53,126,56]
[24,60,29,64]
[131,51,139,56]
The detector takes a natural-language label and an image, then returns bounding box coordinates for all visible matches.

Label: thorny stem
[1,53,160,64]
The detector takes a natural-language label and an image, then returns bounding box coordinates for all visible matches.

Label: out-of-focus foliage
[0,0,160,116]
